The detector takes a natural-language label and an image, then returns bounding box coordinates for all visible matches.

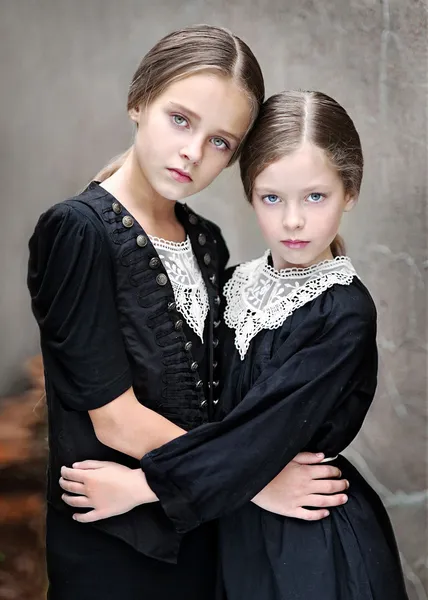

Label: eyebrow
[300,184,332,193]
[253,187,281,194]
[254,184,331,194]
[167,102,242,144]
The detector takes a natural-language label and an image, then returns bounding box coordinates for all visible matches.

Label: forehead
[154,72,253,135]
[255,142,341,190]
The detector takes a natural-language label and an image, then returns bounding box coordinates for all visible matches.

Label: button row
[114,202,220,408]
[118,205,218,295]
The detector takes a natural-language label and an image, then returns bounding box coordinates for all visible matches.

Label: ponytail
[94,147,132,182]
[330,234,346,257]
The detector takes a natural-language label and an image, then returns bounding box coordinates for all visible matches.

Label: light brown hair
[240,90,363,257]
[95,24,265,181]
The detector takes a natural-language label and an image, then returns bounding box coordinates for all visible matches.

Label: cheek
[138,117,175,153]
[314,204,344,234]
[253,206,278,238]
[200,151,229,180]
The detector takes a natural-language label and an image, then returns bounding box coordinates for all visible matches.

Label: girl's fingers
[309,465,342,480]
[72,510,106,523]
[292,452,325,464]
[61,466,87,483]
[61,494,93,508]
[59,477,86,495]
[304,493,348,508]
[309,478,349,495]
[72,460,110,469]
[289,507,331,521]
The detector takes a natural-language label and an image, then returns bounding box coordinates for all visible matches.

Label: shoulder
[325,277,376,321]
[316,277,377,343]
[31,190,104,246]
[28,192,110,278]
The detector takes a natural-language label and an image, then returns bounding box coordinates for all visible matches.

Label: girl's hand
[59,460,158,523]
[252,452,349,520]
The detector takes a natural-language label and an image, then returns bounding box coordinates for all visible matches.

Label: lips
[168,168,193,183]
[281,240,310,249]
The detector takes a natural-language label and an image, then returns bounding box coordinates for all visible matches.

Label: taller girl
[28,24,263,600]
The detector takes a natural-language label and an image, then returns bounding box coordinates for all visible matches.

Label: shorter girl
[61,91,409,599]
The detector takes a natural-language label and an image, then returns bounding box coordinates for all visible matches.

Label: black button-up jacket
[27,182,229,563]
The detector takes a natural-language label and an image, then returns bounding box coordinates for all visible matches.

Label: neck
[101,147,177,222]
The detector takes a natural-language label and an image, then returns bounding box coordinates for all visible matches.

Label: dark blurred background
[0,1,426,598]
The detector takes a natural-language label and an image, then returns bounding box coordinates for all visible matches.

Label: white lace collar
[223,251,358,360]
[149,236,209,342]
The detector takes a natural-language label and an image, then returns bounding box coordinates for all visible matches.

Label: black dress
[27,182,228,600]
[141,258,409,600]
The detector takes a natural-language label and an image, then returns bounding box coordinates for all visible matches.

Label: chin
[277,251,317,270]
[154,184,191,202]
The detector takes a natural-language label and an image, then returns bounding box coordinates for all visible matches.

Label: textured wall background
[0,1,426,597]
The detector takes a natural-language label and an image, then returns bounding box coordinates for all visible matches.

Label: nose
[282,204,305,231]
[180,136,204,165]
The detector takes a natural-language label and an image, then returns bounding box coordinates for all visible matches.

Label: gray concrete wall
[0,1,426,596]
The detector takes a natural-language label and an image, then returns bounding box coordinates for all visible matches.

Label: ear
[128,105,141,124]
[343,192,358,212]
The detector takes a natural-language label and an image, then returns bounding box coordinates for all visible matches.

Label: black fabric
[141,277,408,599]
[28,200,133,411]
[46,506,218,600]
[27,182,228,566]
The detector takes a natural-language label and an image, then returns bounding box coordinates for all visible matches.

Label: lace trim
[150,237,209,341]
[224,252,358,360]
[148,235,191,252]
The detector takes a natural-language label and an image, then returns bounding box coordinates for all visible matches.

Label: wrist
[132,469,158,505]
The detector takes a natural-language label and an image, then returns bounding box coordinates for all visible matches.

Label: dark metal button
[149,257,160,268]
[209,274,217,285]
[184,341,193,351]
[200,399,207,407]
[189,214,198,225]
[203,253,211,266]
[213,380,219,387]
[213,338,219,348]
[112,201,122,214]
[156,273,168,286]
[195,379,204,389]
[213,398,219,405]
[175,319,183,331]
[198,233,206,246]
[214,320,221,329]
[213,361,218,369]
[167,301,176,311]
[136,235,148,247]
[214,295,221,306]
[122,215,134,228]
[190,361,198,371]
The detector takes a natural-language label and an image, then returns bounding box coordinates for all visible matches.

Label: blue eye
[211,137,229,151]
[307,192,325,203]
[172,114,188,127]
[262,195,280,205]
